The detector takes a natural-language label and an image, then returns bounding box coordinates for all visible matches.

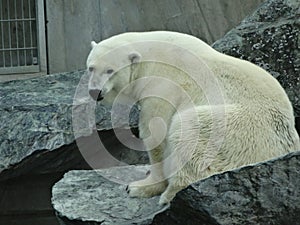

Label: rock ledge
[52,151,300,225]
[52,166,167,225]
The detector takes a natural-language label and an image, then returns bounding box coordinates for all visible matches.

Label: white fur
[86,31,300,205]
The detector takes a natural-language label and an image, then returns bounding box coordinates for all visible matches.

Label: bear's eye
[88,67,94,72]
[106,69,114,74]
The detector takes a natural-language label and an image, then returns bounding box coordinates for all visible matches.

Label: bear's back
[100,31,292,112]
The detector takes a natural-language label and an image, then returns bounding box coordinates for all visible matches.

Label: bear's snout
[89,89,103,101]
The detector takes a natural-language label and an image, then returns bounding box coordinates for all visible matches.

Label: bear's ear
[91,41,97,48]
[128,52,141,64]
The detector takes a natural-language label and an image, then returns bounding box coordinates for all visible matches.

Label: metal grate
[0,0,46,75]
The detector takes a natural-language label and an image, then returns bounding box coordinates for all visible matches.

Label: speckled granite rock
[52,165,167,225]
[212,0,300,116]
[152,151,300,225]
[0,71,140,180]
[52,152,300,225]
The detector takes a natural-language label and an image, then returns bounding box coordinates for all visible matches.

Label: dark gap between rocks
[0,128,146,225]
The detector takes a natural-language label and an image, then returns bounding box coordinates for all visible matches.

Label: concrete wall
[46,0,264,74]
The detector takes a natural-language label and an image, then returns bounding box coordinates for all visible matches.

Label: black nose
[89,89,103,101]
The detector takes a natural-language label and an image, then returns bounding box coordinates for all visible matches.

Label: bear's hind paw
[158,191,175,205]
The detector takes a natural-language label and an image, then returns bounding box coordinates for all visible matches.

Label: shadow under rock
[0,128,147,225]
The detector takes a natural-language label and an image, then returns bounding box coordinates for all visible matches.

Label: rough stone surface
[52,152,300,225]
[52,166,167,225]
[0,70,140,180]
[212,0,300,117]
[153,151,300,225]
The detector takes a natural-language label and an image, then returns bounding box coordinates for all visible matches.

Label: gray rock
[52,165,167,225]
[0,70,140,180]
[212,0,300,116]
[153,151,300,225]
[52,152,300,225]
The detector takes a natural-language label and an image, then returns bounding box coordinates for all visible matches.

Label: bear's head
[87,38,141,103]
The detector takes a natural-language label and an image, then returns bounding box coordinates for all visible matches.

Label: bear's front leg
[127,147,168,198]
[127,98,174,198]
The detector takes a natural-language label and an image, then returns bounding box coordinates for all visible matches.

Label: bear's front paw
[126,178,167,198]
[126,182,152,198]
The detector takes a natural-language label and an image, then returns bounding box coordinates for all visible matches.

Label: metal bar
[0,0,6,67]
[0,18,36,22]
[36,0,47,73]
[14,0,20,66]
[0,47,38,51]
[7,0,12,67]
[28,0,34,65]
[21,0,27,66]
[0,65,39,74]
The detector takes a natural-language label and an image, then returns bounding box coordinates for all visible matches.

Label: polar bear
[86,31,300,205]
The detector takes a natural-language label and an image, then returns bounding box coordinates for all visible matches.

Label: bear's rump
[165,104,297,174]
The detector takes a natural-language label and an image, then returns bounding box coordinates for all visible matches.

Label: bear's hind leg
[158,174,190,205]
[158,160,213,205]
[158,105,228,205]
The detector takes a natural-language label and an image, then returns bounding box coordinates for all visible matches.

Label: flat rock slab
[0,71,139,180]
[52,152,300,225]
[52,166,167,225]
